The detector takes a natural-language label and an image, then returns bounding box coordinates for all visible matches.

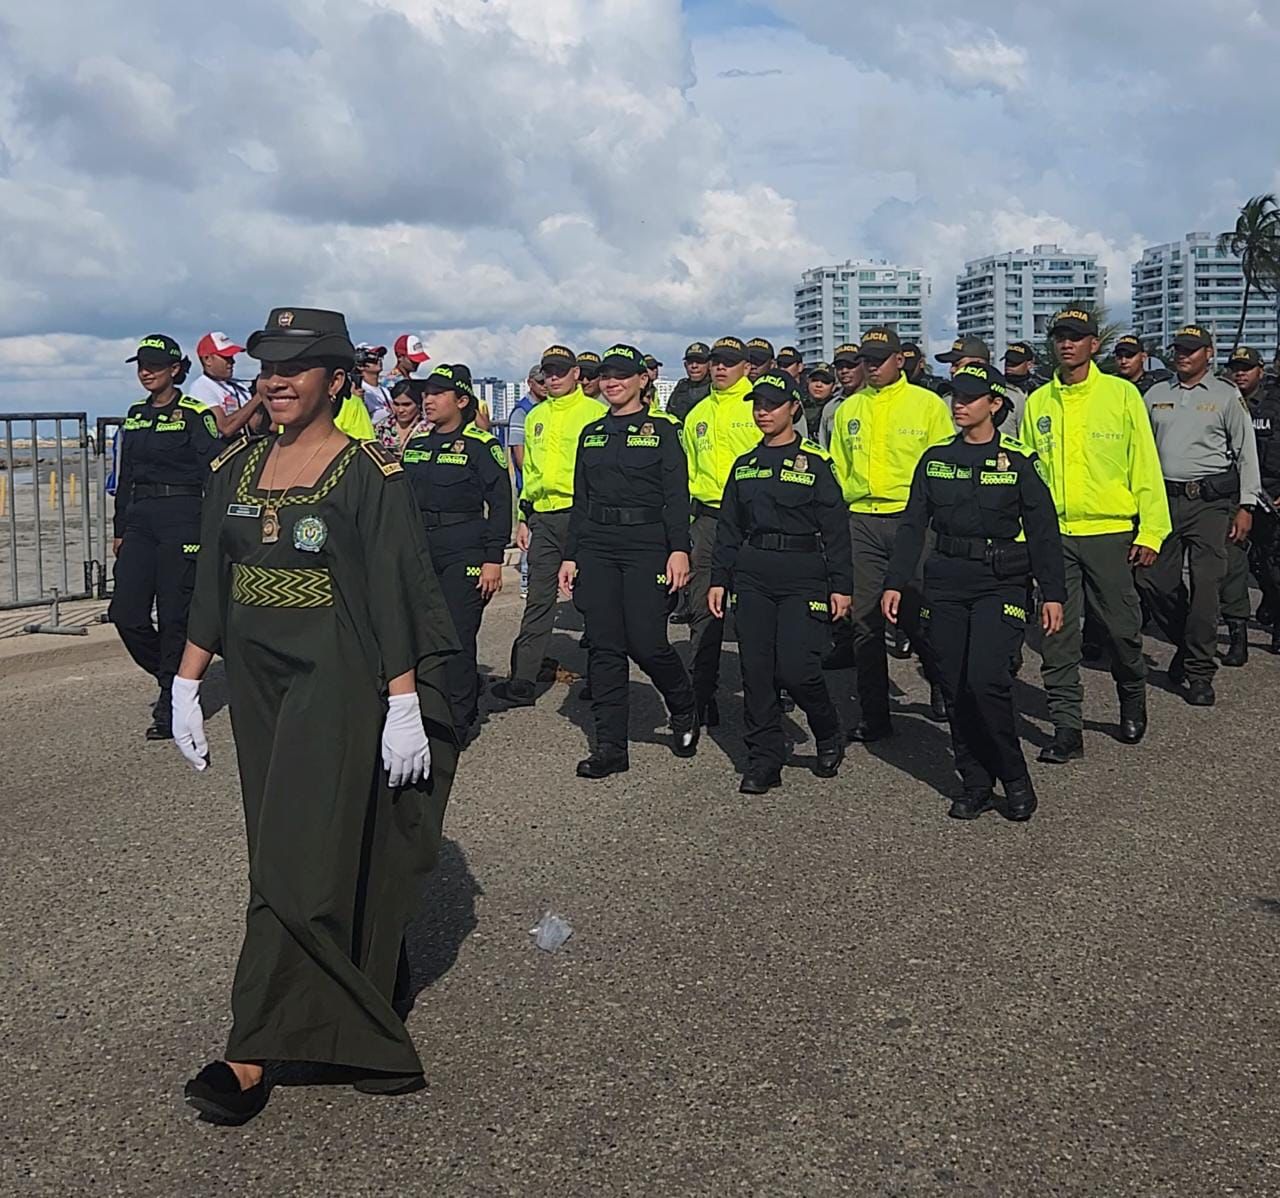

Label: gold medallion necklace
[260,430,339,544]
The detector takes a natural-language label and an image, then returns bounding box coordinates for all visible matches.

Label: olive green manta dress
[187,435,459,1081]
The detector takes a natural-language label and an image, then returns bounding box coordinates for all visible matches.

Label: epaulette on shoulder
[209,435,255,473]
[799,438,831,461]
[178,395,209,412]
[650,410,680,426]
[360,440,404,477]
[999,434,1026,455]
[463,424,496,443]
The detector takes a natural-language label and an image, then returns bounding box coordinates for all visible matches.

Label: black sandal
[184,1061,269,1125]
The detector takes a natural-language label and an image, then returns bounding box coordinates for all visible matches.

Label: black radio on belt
[1164,468,1239,501]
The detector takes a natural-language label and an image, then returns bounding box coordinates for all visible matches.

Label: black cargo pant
[849,512,934,727]
[435,559,487,731]
[925,559,1032,790]
[509,509,571,683]
[1041,532,1147,731]
[1136,495,1232,683]
[108,495,202,723]
[573,534,694,753]
[1221,506,1280,621]
[734,548,840,774]
[687,508,726,707]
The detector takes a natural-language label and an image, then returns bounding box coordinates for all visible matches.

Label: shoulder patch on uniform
[650,410,680,426]
[999,435,1026,456]
[178,396,209,412]
[798,438,832,461]
[463,424,496,443]
[209,435,254,473]
[360,440,404,477]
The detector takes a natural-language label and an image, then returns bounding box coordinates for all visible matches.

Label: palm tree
[1218,194,1280,354]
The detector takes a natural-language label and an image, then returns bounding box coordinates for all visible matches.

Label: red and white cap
[394,333,430,363]
[196,331,245,359]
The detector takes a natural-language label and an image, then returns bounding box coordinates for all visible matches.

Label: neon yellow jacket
[684,377,760,506]
[334,394,376,441]
[829,374,954,513]
[1019,364,1172,551]
[519,386,605,515]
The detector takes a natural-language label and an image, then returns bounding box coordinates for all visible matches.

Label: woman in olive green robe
[170,307,459,1125]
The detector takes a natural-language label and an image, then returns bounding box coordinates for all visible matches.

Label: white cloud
[944,33,1028,93]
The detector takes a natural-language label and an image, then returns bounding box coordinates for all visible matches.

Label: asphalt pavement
[3,584,1278,1196]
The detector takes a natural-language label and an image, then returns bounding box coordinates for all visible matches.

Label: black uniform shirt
[887,432,1066,602]
[666,377,712,423]
[113,393,222,536]
[400,423,512,566]
[1133,368,1173,396]
[567,410,690,558]
[711,436,853,593]
[1243,386,1280,489]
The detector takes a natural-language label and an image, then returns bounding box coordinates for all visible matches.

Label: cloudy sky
[2,0,1278,413]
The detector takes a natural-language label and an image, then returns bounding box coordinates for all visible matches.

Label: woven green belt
[231,563,333,608]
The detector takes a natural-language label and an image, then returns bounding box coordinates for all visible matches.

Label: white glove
[171,676,208,772]
[381,693,431,788]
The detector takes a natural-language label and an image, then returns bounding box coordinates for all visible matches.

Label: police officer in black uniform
[1001,342,1052,394]
[1112,334,1172,395]
[110,335,222,738]
[883,363,1066,822]
[400,365,511,741]
[667,342,713,423]
[709,372,853,795]
[558,344,698,778]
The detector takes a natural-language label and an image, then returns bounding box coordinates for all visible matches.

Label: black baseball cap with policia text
[949,362,1008,399]
[128,334,183,366]
[710,336,748,365]
[422,364,476,401]
[1003,341,1036,366]
[744,372,802,409]
[1227,346,1263,369]
[833,343,861,366]
[599,344,646,376]
[776,345,802,367]
[746,338,775,365]
[642,353,662,370]
[858,326,902,362]
[807,361,835,383]
[1113,334,1144,357]
[1049,308,1099,337]
[684,341,711,362]
[576,350,602,379]
[1171,324,1213,350]
[540,344,577,371]
[936,334,990,364]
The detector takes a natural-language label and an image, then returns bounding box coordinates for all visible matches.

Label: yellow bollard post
[49,470,58,509]
[68,472,78,506]
[0,483,6,518]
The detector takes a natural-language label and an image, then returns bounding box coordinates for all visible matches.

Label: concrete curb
[0,622,125,682]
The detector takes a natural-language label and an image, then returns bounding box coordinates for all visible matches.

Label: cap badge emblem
[996,451,1010,472]
[277,311,295,328]
[794,453,808,472]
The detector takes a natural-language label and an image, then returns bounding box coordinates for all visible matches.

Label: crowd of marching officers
[112,308,1276,825]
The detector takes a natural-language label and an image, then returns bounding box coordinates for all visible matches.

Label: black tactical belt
[587,503,663,525]
[937,534,1007,560]
[748,532,820,551]
[422,510,480,528]
[133,482,203,498]
[1164,478,1224,501]
[691,500,721,519]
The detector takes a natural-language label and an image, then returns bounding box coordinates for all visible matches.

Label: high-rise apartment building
[794,261,931,363]
[1132,231,1278,363]
[956,245,1105,355]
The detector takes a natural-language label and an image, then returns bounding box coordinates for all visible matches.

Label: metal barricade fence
[0,414,96,615]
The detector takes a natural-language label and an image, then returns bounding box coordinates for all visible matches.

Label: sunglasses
[541,364,575,379]
[258,359,331,378]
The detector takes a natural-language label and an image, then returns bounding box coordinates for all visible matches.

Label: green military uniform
[187,435,459,1083]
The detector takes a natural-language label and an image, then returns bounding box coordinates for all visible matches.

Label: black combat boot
[848,719,893,743]
[1117,700,1147,745]
[813,738,844,778]
[1186,679,1216,707]
[1221,619,1249,667]
[576,748,630,778]
[739,768,782,795]
[1004,776,1038,822]
[489,678,537,708]
[948,788,994,820]
[671,711,700,759]
[1037,728,1083,764]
